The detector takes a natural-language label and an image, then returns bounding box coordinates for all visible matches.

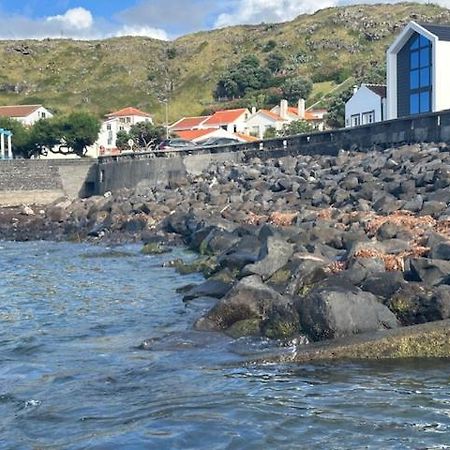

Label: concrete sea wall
[0,159,97,206]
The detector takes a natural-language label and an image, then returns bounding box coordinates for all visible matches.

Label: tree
[281,77,313,103]
[128,121,166,150]
[116,130,130,151]
[57,112,100,157]
[29,117,61,156]
[326,86,354,129]
[264,126,277,139]
[214,56,272,100]
[266,52,285,74]
[278,120,313,137]
[0,117,33,158]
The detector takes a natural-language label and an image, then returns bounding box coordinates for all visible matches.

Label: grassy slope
[0,3,449,122]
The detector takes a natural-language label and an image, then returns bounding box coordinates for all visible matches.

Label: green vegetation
[0,112,100,158]
[280,77,313,103]
[0,4,448,122]
[279,120,314,137]
[117,121,166,151]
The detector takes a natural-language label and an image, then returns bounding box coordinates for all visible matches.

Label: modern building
[387,21,450,119]
[345,84,387,128]
[96,107,153,154]
[0,104,53,126]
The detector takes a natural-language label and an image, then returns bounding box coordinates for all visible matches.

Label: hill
[0,3,449,123]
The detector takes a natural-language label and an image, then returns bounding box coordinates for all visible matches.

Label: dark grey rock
[296,281,398,341]
[409,257,450,286]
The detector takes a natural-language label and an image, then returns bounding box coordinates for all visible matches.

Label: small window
[411,36,419,49]
[107,124,111,130]
[410,93,420,114]
[362,111,375,125]
[351,114,361,127]
[410,52,419,69]
[420,92,430,112]
[410,70,419,89]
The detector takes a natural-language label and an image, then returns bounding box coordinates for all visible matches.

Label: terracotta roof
[258,109,282,121]
[0,104,42,118]
[235,133,259,142]
[365,84,387,98]
[175,128,218,141]
[287,107,327,121]
[203,108,249,126]
[170,116,209,131]
[106,107,152,118]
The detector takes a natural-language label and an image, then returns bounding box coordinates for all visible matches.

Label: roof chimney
[280,99,288,120]
[353,85,359,94]
[251,106,257,115]
[298,98,305,119]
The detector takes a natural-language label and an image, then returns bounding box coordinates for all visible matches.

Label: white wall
[345,86,382,128]
[245,114,282,139]
[17,107,53,126]
[434,40,450,113]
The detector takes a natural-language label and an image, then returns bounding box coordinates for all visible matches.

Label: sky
[0,0,448,41]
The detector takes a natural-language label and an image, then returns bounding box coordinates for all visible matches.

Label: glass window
[408,33,432,115]
[410,94,420,114]
[410,70,419,89]
[420,48,429,67]
[420,92,430,113]
[420,35,429,47]
[410,52,419,69]
[420,67,430,88]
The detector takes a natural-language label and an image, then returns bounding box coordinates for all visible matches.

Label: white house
[201,108,250,133]
[345,84,387,128]
[244,108,286,139]
[387,21,450,119]
[96,106,153,154]
[0,104,53,126]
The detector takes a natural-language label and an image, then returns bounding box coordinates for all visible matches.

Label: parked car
[198,137,241,147]
[158,138,196,150]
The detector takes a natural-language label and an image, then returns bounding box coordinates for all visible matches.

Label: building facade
[387,22,450,119]
[0,105,53,126]
[345,84,386,128]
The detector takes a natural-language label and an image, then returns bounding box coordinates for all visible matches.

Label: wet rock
[182,278,232,301]
[217,235,261,271]
[296,281,398,342]
[141,242,171,255]
[225,319,261,339]
[194,275,297,335]
[387,283,450,325]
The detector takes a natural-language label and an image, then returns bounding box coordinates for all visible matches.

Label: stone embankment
[2,142,450,359]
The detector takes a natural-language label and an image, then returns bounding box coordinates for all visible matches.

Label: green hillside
[0,3,449,123]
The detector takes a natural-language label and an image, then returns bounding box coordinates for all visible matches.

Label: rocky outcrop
[3,143,450,355]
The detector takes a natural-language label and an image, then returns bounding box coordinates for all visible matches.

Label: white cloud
[215,0,337,27]
[0,7,169,40]
[46,7,94,31]
[116,25,168,40]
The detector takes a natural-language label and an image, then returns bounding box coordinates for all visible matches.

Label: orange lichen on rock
[269,212,298,226]
[317,208,334,221]
[326,260,347,274]
[364,211,436,239]
[245,212,268,226]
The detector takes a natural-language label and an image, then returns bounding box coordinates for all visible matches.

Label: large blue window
[409,34,432,115]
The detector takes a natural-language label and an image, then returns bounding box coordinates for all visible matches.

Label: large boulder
[217,235,262,271]
[408,257,450,286]
[194,275,299,339]
[242,236,294,280]
[296,281,398,341]
[387,284,450,325]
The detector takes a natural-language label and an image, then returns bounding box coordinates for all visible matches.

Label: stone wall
[97,109,450,195]
[0,159,97,206]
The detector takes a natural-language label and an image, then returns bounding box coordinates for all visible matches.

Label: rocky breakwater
[2,142,450,360]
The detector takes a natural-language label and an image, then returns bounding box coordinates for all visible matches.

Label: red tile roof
[0,104,42,118]
[203,108,249,126]
[235,133,259,142]
[175,128,218,141]
[287,107,327,120]
[170,116,209,131]
[258,109,282,121]
[106,107,152,118]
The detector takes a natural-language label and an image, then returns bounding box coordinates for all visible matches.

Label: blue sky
[0,0,447,40]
